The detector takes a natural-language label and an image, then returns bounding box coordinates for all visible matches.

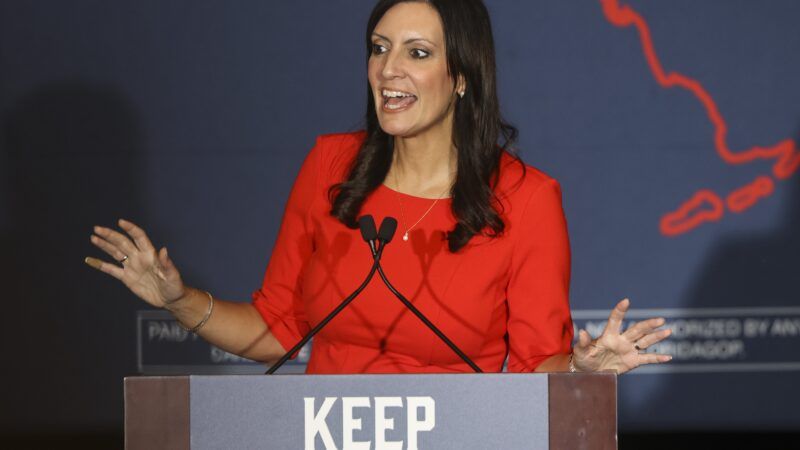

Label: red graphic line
[659,190,724,236]
[599,0,800,236]
[600,0,797,172]
[727,176,774,213]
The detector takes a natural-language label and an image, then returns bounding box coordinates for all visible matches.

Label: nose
[380,49,404,80]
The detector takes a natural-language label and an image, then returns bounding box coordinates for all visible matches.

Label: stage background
[1,0,798,443]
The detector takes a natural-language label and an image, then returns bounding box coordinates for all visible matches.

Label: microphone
[377,216,397,244]
[361,216,397,259]
[358,215,378,255]
[368,216,483,373]
[265,215,384,374]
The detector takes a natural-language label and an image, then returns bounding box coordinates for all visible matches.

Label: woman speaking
[85,0,671,374]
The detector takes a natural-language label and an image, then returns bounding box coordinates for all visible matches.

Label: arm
[534,353,572,372]
[86,137,328,363]
[506,178,574,373]
[86,220,287,363]
[165,287,285,363]
[504,179,672,374]
[508,180,672,373]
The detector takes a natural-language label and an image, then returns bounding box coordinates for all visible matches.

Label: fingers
[576,329,593,348]
[84,256,125,280]
[158,247,180,277]
[159,247,172,269]
[118,219,155,252]
[602,298,630,336]
[90,234,127,262]
[573,329,599,361]
[622,317,666,342]
[94,224,139,255]
[633,327,672,350]
[637,353,672,365]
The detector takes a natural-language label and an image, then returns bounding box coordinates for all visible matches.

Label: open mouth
[382,89,418,111]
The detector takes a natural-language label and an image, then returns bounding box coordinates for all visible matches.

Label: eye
[371,43,388,55]
[410,48,430,59]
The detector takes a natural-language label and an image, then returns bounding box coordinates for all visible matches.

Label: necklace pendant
[403,232,409,241]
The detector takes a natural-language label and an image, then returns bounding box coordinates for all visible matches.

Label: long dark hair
[330,0,520,252]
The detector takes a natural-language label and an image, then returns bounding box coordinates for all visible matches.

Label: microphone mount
[265,215,482,374]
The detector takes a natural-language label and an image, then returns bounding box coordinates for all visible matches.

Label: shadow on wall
[685,172,800,310]
[624,136,800,432]
[0,82,145,436]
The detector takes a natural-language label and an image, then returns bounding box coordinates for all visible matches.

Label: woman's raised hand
[572,298,672,374]
[85,219,185,309]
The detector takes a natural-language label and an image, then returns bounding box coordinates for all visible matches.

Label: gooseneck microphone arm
[371,217,483,373]
[265,215,483,374]
[264,216,383,375]
[375,265,483,373]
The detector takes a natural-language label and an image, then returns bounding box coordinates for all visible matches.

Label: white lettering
[770,318,800,336]
[305,397,337,450]
[743,319,770,338]
[668,319,742,339]
[342,397,370,450]
[375,396,403,450]
[210,347,253,363]
[650,339,745,360]
[303,396,436,449]
[147,320,192,342]
[406,397,435,450]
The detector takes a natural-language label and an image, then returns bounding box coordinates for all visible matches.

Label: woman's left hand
[572,298,672,374]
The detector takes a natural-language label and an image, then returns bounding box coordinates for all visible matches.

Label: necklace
[392,170,451,242]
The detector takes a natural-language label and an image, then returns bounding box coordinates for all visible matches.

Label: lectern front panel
[190,374,548,449]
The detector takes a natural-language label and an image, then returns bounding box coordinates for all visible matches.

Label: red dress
[252,132,573,373]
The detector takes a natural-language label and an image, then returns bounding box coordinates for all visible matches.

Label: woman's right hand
[85,219,186,309]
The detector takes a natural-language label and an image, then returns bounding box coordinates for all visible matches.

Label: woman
[86,0,671,374]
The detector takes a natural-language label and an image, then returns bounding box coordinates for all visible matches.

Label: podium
[125,373,616,449]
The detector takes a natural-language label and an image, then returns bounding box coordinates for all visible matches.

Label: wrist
[163,286,190,311]
[177,289,214,333]
[568,352,590,373]
[568,353,579,373]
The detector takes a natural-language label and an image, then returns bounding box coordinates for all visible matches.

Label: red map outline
[599,0,800,236]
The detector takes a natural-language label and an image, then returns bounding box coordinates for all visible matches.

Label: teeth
[382,89,414,98]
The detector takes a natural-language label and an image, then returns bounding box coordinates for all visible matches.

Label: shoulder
[496,151,563,214]
[494,152,568,244]
[314,130,366,152]
[309,131,365,184]
[312,131,365,162]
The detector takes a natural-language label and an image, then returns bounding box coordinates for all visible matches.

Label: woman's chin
[378,121,414,138]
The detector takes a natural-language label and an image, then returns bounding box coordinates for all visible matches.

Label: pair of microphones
[265,215,481,374]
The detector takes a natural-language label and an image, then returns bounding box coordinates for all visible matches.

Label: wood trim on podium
[549,372,618,450]
[125,376,190,450]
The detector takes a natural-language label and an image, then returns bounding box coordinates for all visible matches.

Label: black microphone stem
[376,263,484,373]
[264,247,384,375]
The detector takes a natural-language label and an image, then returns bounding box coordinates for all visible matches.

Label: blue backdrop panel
[1,0,797,433]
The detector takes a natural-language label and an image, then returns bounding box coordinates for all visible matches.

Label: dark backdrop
[1,0,798,442]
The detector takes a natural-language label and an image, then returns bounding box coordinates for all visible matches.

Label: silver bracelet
[180,290,214,333]
[568,353,578,373]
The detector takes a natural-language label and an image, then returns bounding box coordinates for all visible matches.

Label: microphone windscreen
[358,215,378,242]
[378,217,398,243]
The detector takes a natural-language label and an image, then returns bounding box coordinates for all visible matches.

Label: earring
[458,91,465,98]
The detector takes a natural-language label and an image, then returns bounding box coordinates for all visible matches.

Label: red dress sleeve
[506,178,574,372]
[250,137,323,354]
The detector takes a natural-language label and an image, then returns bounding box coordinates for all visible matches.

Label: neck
[389,126,456,198]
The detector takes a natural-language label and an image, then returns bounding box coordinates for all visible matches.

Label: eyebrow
[371,32,437,47]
